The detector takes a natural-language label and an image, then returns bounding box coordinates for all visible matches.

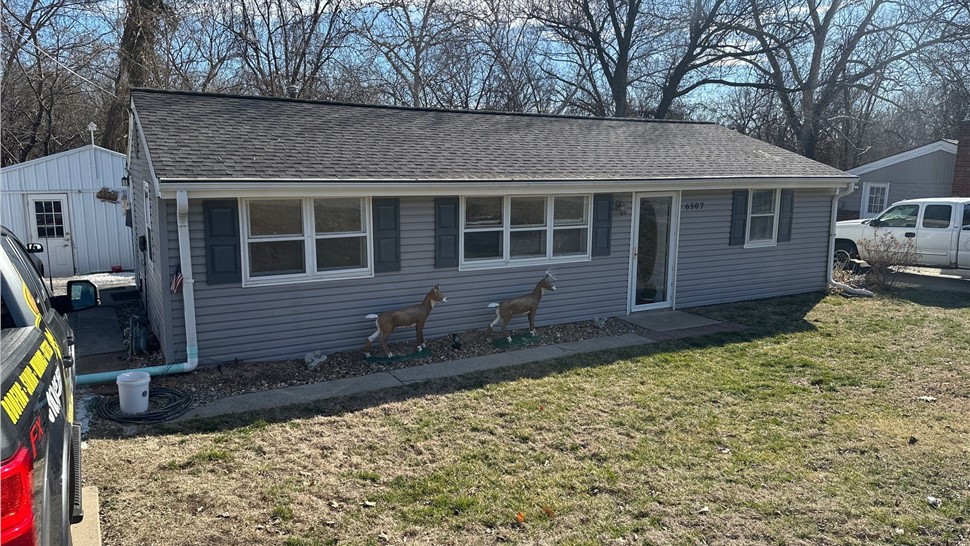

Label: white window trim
[744,188,782,249]
[459,194,593,271]
[860,182,890,218]
[240,197,374,287]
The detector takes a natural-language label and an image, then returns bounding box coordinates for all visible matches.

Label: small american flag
[170,265,183,294]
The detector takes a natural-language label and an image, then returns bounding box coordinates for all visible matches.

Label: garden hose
[96,386,192,424]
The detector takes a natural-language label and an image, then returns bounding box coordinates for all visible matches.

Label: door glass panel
[33,200,65,238]
[635,196,672,306]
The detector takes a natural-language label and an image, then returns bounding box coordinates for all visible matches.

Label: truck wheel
[834,241,858,268]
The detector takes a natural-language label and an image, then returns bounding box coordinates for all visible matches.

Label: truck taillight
[1,447,35,546]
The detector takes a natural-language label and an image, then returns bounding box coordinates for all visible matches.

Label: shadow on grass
[884,285,970,309]
[90,293,828,440]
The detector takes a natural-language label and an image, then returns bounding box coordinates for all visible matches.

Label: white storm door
[630,192,679,312]
[27,194,75,277]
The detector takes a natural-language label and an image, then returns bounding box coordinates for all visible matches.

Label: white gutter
[78,191,199,385]
[828,180,874,297]
[158,176,858,199]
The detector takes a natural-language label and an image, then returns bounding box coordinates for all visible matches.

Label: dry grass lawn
[84,290,970,545]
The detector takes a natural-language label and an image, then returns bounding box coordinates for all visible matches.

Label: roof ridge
[129,87,713,125]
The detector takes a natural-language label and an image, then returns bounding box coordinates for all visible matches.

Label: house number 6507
[684,202,704,210]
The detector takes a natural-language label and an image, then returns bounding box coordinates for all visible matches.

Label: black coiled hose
[96,386,192,424]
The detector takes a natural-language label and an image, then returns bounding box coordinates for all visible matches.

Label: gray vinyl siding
[840,150,956,215]
[168,194,633,364]
[674,189,833,308]
[128,137,174,361]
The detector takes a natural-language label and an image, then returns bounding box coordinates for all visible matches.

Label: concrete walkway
[178,312,744,422]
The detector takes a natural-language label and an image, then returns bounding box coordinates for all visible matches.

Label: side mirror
[68,280,100,311]
[868,219,880,227]
[26,243,43,253]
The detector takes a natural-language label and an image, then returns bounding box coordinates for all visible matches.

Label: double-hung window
[745,189,780,247]
[461,195,591,267]
[242,197,371,284]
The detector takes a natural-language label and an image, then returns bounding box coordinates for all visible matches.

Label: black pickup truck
[1,227,99,546]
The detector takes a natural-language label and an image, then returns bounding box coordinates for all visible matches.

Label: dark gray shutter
[203,200,241,284]
[435,197,459,268]
[592,194,613,256]
[777,189,795,242]
[729,190,748,246]
[372,198,400,273]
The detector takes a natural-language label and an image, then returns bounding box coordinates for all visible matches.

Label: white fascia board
[848,140,958,175]
[130,101,163,198]
[158,175,856,199]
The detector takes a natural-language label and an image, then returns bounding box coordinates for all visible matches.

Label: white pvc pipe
[828,181,874,297]
[78,191,200,385]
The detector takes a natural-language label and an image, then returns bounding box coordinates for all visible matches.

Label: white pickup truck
[835,197,970,269]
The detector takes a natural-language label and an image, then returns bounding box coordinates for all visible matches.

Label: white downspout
[176,190,200,370]
[829,180,874,297]
[77,191,199,385]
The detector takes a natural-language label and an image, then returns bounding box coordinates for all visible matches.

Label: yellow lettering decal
[1,384,29,423]
[19,367,40,395]
[29,351,49,379]
[38,339,53,360]
[21,283,40,324]
[43,329,62,359]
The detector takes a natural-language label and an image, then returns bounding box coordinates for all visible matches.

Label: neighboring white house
[0,145,133,276]
[842,139,958,219]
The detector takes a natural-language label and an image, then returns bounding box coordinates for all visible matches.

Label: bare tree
[529,0,651,117]
[224,0,350,98]
[354,0,469,108]
[101,0,166,151]
[734,0,970,159]
[465,0,555,112]
[645,0,757,119]
[2,0,112,163]
[154,0,237,92]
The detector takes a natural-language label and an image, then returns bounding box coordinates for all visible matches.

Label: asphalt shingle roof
[131,89,850,182]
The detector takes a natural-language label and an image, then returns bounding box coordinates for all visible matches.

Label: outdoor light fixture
[614,199,626,216]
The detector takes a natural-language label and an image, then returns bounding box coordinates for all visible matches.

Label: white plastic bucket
[116,372,151,414]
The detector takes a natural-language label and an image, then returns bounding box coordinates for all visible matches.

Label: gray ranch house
[127,89,856,367]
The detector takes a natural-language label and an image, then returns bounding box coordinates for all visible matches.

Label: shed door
[27,193,75,277]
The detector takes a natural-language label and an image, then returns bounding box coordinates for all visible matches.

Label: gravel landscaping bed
[81,315,650,432]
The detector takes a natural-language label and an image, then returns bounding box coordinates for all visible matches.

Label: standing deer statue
[363,285,447,357]
[487,270,558,342]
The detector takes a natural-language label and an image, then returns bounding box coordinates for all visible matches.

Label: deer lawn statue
[363,285,448,357]
[487,270,557,342]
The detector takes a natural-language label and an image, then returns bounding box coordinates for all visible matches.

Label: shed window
[461,195,591,268]
[745,189,780,247]
[242,197,371,284]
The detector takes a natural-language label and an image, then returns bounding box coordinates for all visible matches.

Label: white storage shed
[0,145,133,276]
